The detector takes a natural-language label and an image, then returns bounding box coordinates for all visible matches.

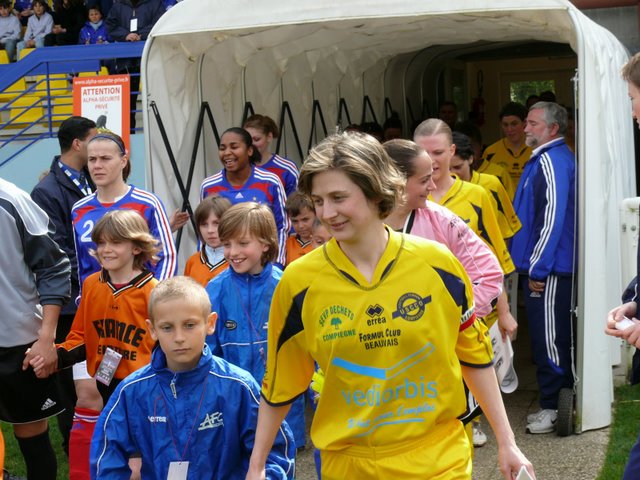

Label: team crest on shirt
[392,293,432,322]
[224,320,237,330]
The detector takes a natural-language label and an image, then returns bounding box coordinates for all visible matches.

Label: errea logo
[198,411,224,431]
[148,416,167,423]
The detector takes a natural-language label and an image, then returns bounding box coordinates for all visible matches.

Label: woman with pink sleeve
[383,139,503,318]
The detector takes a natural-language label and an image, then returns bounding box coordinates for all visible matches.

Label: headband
[90,134,126,155]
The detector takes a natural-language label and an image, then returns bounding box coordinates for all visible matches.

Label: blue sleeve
[146,196,177,280]
[90,385,137,480]
[78,26,89,44]
[205,278,224,356]
[528,154,572,281]
[240,379,296,479]
[284,171,298,198]
[270,182,290,269]
[137,0,164,40]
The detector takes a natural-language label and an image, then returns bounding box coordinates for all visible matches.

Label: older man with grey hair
[510,101,576,435]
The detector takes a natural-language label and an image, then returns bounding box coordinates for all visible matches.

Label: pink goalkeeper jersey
[404,201,503,317]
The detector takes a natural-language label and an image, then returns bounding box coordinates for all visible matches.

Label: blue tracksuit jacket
[510,137,576,280]
[205,263,306,448]
[91,345,295,479]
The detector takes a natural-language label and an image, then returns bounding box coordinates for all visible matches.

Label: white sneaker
[526,409,557,434]
[526,409,545,424]
[472,423,487,447]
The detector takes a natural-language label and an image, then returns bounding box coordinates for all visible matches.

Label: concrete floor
[471,328,610,479]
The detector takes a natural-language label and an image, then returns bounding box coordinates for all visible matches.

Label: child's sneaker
[472,422,487,447]
[526,409,557,434]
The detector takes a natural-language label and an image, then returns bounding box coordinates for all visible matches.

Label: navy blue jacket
[105,0,164,42]
[31,157,93,316]
[91,345,296,479]
[511,138,576,280]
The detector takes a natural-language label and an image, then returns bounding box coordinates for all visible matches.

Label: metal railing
[0,42,144,166]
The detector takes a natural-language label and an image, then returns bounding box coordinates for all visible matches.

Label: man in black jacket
[31,115,96,455]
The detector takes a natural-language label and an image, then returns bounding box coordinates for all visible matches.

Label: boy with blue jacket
[90,276,295,479]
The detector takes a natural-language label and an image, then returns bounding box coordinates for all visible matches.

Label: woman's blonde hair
[91,210,160,271]
[218,202,278,265]
[298,132,404,219]
[413,118,453,144]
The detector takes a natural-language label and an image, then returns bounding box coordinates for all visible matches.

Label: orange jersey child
[184,196,232,286]
[57,269,157,379]
[55,210,161,386]
[284,192,315,266]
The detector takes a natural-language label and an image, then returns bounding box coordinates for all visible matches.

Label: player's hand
[170,209,190,232]
[498,310,518,341]
[528,279,545,293]
[498,443,535,479]
[23,339,57,376]
[606,302,638,337]
[28,354,49,378]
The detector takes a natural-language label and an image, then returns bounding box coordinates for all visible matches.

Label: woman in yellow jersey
[247,132,534,480]
[414,119,517,337]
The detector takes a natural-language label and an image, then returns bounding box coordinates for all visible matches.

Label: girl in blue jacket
[206,202,307,450]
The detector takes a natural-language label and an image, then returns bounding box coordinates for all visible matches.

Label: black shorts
[0,342,64,424]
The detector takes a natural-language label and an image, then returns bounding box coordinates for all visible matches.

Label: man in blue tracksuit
[511,101,576,434]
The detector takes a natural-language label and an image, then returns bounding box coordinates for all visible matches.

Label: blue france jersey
[71,186,177,288]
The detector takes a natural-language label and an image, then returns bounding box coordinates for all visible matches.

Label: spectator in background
[78,5,109,44]
[526,94,541,109]
[455,120,514,199]
[481,101,531,187]
[44,0,85,46]
[382,111,403,141]
[105,0,164,131]
[438,100,458,129]
[0,0,20,61]
[16,0,53,58]
[539,90,557,103]
[12,0,34,26]
[85,0,111,18]
[360,121,384,142]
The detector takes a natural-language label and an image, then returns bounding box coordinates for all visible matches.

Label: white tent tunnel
[143,0,635,433]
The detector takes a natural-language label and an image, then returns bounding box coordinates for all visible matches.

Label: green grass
[1,420,69,479]
[597,383,640,480]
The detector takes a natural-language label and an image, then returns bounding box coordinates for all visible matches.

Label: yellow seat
[0,50,9,64]
[18,48,34,60]
[51,96,73,123]
[33,74,71,98]
[0,77,27,102]
[8,95,43,125]
[77,66,110,77]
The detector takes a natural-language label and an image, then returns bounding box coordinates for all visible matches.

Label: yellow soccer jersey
[430,177,515,274]
[469,170,521,240]
[262,230,493,452]
[481,138,532,185]
[475,160,515,200]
